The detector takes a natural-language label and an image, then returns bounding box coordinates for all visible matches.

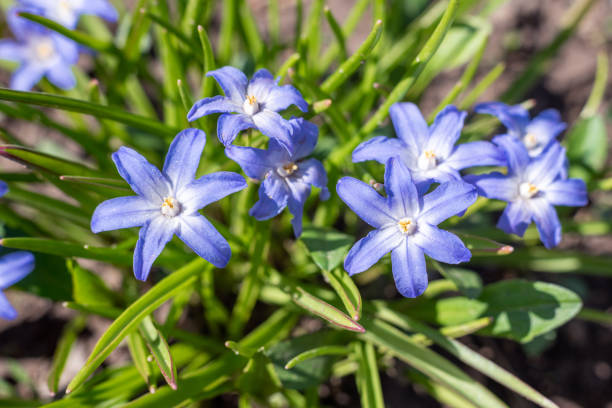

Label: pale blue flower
[91,129,247,281]
[17,0,117,28]
[0,251,35,320]
[337,158,477,298]
[225,118,328,237]
[187,66,308,152]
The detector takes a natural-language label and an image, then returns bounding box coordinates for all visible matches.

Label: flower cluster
[0,0,116,90]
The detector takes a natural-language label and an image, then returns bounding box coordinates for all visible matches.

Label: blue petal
[531,199,562,249]
[389,103,427,152]
[264,84,308,112]
[225,145,278,180]
[0,40,24,62]
[133,217,176,281]
[250,185,285,220]
[206,66,248,103]
[252,110,294,152]
[544,179,587,207]
[0,180,7,197]
[391,240,428,298]
[218,113,255,146]
[261,173,289,207]
[497,201,532,237]
[10,64,45,91]
[526,142,566,187]
[344,226,403,275]
[177,214,231,268]
[91,196,158,233]
[52,34,80,63]
[297,158,329,200]
[352,136,408,165]
[47,63,76,90]
[288,118,318,160]
[246,69,275,101]
[112,147,170,203]
[0,292,18,320]
[419,180,477,225]
[286,180,311,237]
[7,7,46,39]
[524,109,565,155]
[336,177,395,228]
[82,0,118,22]
[413,223,471,264]
[426,105,466,158]
[443,141,506,170]
[0,252,34,289]
[187,96,239,121]
[384,158,419,217]
[178,171,247,213]
[475,102,530,137]
[493,134,530,176]
[163,128,206,191]
[464,172,517,202]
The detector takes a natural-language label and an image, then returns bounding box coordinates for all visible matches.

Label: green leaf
[454,231,514,256]
[355,342,385,408]
[284,345,349,369]
[300,226,354,271]
[0,89,178,137]
[266,331,343,390]
[47,316,86,395]
[408,280,582,342]
[291,286,364,333]
[126,332,158,393]
[66,258,207,393]
[433,263,483,298]
[0,145,101,177]
[566,114,608,173]
[139,316,177,390]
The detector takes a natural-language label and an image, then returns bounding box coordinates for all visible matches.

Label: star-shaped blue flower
[353,103,504,190]
[17,0,117,28]
[225,118,329,237]
[475,102,566,157]
[187,66,308,152]
[337,158,477,298]
[0,251,35,320]
[466,135,587,249]
[0,8,79,90]
[91,128,247,281]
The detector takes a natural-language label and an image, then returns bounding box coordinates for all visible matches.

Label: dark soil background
[0,1,611,407]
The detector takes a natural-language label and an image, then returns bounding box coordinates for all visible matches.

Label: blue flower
[225,118,328,237]
[337,158,477,298]
[0,9,79,90]
[187,66,308,152]
[91,128,247,281]
[465,135,587,249]
[0,180,7,197]
[17,0,118,28]
[353,103,504,190]
[475,102,566,157]
[0,251,35,320]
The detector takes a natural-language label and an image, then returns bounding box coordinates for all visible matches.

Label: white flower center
[397,217,417,235]
[519,182,539,199]
[277,162,298,178]
[243,95,260,115]
[523,132,538,150]
[33,38,55,62]
[161,197,181,217]
[417,150,437,171]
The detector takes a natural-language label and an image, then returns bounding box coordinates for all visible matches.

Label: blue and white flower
[226,118,328,237]
[17,0,117,28]
[337,158,477,298]
[187,66,308,152]
[466,135,587,249]
[353,103,504,190]
[475,101,566,157]
[91,128,247,281]
[0,251,35,320]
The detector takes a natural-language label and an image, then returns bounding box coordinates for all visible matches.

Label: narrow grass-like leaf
[580,51,608,118]
[144,11,202,62]
[0,89,178,137]
[62,301,122,319]
[67,258,206,393]
[47,315,86,395]
[577,308,612,325]
[459,62,505,108]
[291,287,364,333]
[324,6,347,60]
[126,332,157,393]
[0,145,101,177]
[68,260,119,307]
[284,346,349,369]
[139,316,177,390]
[453,231,514,256]
[355,342,384,408]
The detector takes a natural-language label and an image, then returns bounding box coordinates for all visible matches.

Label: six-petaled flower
[226,118,329,237]
[475,101,566,158]
[0,8,79,90]
[353,103,504,190]
[91,128,247,281]
[187,66,308,152]
[466,135,587,249]
[17,0,117,28]
[337,158,477,298]
[0,251,35,320]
